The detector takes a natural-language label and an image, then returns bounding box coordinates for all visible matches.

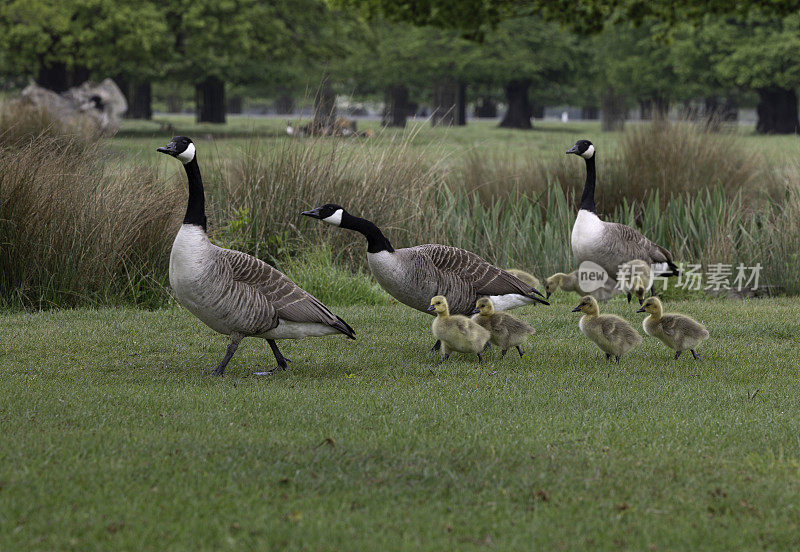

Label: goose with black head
[158,137,355,376]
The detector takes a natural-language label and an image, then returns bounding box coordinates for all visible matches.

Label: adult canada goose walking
[566,140,679,281]
[301,204,549,317]
[157,137,354,376]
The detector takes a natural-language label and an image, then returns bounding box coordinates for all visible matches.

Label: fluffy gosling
[618,260,653,304]
[545,271,619,302]
[471,297,536,357]
[428,295,491,364]
[636,297,709,360]
[505,268,541,290]
[572,295,642,362]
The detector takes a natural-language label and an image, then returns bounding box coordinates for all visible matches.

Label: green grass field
[3,296,800,550]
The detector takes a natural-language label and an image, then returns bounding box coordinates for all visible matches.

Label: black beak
[636,306,646,313]
[470,308,480,315]
[566,144,579,155]
[157,143,177,156]
[301,207,322,219]
[571,305,582,312]
[426,305,436,312]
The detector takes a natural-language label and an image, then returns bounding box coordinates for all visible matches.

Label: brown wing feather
[218,248,355,338]
[413,244,536,297]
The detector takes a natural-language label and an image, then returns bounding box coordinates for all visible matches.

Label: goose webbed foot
[674,350,682,360]
[431,340,441,352]
[605,353,612,361]
[691,349,701,360]
[516,346,524,357]
[254,339,291,376]
[211,334,243,377]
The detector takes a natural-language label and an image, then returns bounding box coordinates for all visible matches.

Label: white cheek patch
[177,143,196,164]
[581,144,595,159]
[322,209,343,226]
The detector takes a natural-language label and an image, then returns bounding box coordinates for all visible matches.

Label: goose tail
[332,316,356,340]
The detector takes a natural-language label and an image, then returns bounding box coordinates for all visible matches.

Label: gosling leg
[614,355,621,363]
[501,349,507,358]
[516,346,524,357]
[605,353,612,361]
[691,349,701,360]
[477,352,483,363]
[431,340,441,352]
[674,350,682,360]
[435,353,450,366]
[211,333,243,376]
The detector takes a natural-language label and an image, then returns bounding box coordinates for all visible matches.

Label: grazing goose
[618,259,654,304]
[302,204,549,317]
[471,297,536,357]
[505,268,540,290]
[429,296,491,364]
[157,136,355,376]
[544,271,620,302]
[566,139,679,281]
[637,297,709,360]
[572,295,642,362]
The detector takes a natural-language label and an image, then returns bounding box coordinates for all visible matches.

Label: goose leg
[212,333,243,376]
[260,339,291,375]
[431,340,441,352]
[674,350,682,360]
[516,346,524,357]
[691,349,701,360]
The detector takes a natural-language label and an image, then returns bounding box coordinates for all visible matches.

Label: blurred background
[1,0,800,311]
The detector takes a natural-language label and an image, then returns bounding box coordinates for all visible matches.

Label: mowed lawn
[2,297,800,550]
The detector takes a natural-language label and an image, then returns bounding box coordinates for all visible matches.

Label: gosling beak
[426,305,436,312]
[301,207,323,219]
[470,308,480,315]
[571,305,582,312]
[157,143,177,156]
[566,144,579,155]
[636,306,646,313]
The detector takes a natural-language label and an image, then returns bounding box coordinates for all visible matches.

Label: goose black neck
[579,156,596,213]
[341,213,394,253]
[182,158,207,231]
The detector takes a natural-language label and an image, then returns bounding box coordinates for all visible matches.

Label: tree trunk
[166,95,183,113]
[653,97,669,119]
[36,62,70,93]
[640,99,653,120]
[581,106,599,120]
[274,94,294,114]
[195,76,226,124]
[227,96,243,114]
[129,82,152,120]
[474,97,497,118]
[431,80,464,126]
[313,75,336,133]
[601,88,626,132]
[499,80,532,129]
[382,84,408,127]
[756,87,799,134]
[531,104,544,120]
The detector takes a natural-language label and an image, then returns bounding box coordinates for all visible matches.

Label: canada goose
[572,295,642,362]
[428,296,491,364]
[505,269,540,290]
[471,297,535,357]
[302,204,549,317]
[544,271,620,302]
[617,259,654,304]
[567,139,679,281]
[157,136,355,376]
[636,297,709,360]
